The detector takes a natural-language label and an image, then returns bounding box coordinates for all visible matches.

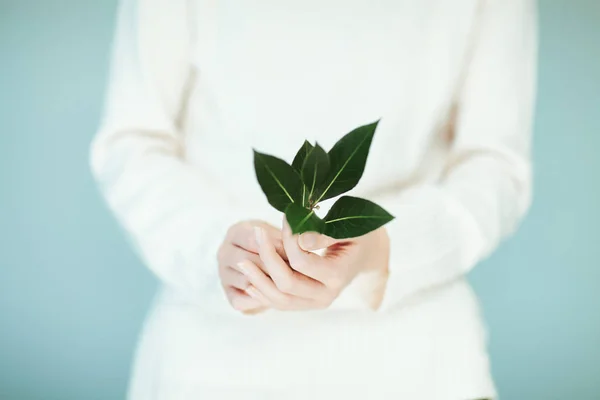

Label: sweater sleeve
[90,0,252,306]
[374,0,537,311]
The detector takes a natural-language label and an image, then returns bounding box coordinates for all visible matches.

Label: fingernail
[300,233,317,248]
[237,261,249,275]
[254,226,262,246]
[246,286,260,299]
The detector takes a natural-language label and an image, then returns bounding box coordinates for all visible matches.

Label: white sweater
[91,0,537,399]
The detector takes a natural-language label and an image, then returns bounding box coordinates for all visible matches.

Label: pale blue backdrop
[1,1,598,399]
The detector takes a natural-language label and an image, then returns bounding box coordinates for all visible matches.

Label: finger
[226,245,290,284]
[221,244,278,279]
[229,222,287,260]
[254,226,324,298]
[261,224,288,261]
[221,245,264,273]
[244,285,270,306]
[225,286,265,312]
[246,284,331,312]
[237,259,317,310]
[281,216,327,282]
[220,266,249,291]
[298,231,340,251]
[235,259,290,306]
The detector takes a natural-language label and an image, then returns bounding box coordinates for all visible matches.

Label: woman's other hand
[217,220,285,314]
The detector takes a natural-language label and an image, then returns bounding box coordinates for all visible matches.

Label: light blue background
[1,1,598,399]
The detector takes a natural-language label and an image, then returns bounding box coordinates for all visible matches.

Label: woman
[90,0,537,398]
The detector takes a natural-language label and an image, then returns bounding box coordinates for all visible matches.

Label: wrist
[354,227,390,310]
[364,227,390,273]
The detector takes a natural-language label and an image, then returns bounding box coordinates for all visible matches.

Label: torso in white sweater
[91,0,537,398]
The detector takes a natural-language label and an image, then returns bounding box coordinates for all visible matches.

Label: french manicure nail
[246,286,259,299]
[299,233,317,249]
[237,261,248,275]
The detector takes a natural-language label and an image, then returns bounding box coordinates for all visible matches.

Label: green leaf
[315,120,379,203]
[254,150,304,212]
[301,143,330,204]
[291,140,314,172]
[285,203,325,235]
[323,195,394,239]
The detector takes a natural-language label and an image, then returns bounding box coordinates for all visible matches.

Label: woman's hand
[296,225,391,310]
[237,217,390,311]
[217,220,286,314]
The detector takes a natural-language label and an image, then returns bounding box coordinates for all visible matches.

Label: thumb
[298,231,338,251]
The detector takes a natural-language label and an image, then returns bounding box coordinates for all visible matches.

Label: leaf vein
[316,134,370,203]
[261,157,294,203]
[325,215,390,224]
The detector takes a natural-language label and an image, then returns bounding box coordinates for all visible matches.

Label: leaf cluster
[253,120,394,239]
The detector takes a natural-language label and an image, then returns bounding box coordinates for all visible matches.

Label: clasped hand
[217,218,389,313]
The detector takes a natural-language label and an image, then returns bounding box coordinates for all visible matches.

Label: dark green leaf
[291,140,314,172]
[323,195,394,239]
[285,203,325,235]
[301,143,330,204]
[254,150,304,212]
[314,120,379,203]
